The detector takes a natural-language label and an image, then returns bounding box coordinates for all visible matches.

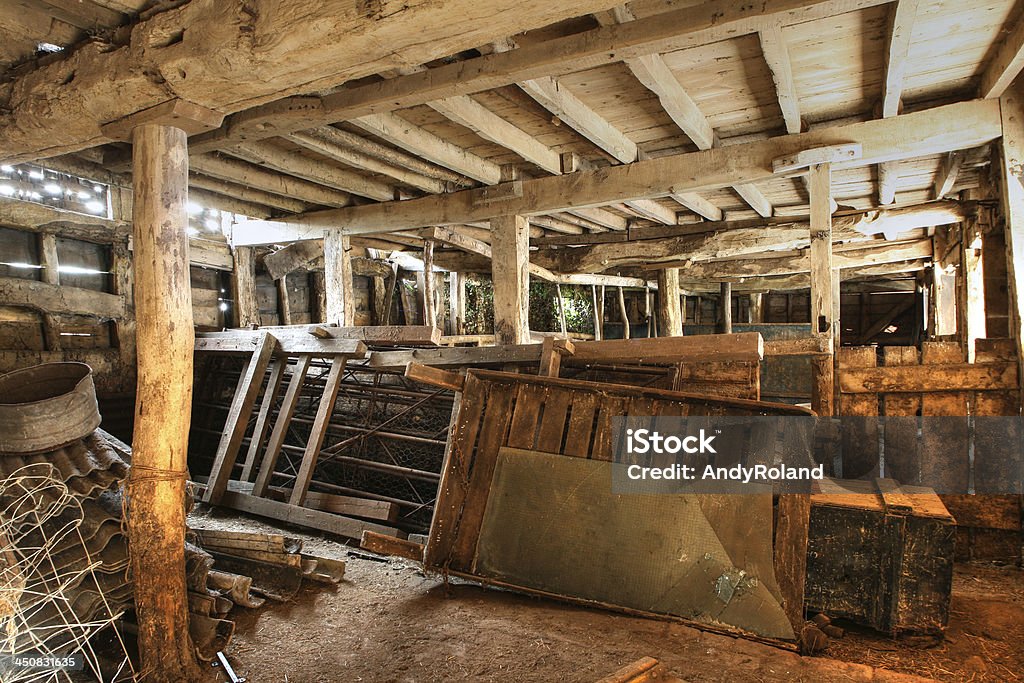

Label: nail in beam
[102,100,224,681]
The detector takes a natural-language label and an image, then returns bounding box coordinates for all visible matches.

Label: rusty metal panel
[474,447,795,641]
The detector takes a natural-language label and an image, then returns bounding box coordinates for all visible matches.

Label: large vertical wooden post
[750,293,764,323]
[422,240,437,328]
[491,214,530,344]
[591,285,603,340]
[324,230,354,326]
[231,245,259,327]
[657,268,683,336]
[128,123,203,682]
[998,85,1024,407]
[719,282,733,334]
[809,162,835,416]
[37,232,62,351]
[449,271,465,335]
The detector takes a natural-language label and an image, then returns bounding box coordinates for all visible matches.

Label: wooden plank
[881,346,921,486]
[234,101,1001,239]
[425,373,488,567]
[759,23,801,134]
[998,83,1024,412]
[564,392,599,457]
[361,531,424,562]
[973,339,1021,494]
[536,387,572,453]
[591,395,630,461]
[289,356,347,506]
[219,324,440,346]
[195,334,366,356]
[239,359,286,482]
[839,363,1018,393]
[0,276,125,319]
[252,358,311,497]
[302,491,398,523]
[507,384,547,450]
[219,491,400,540]
[838,347,879,479]
[264,240,323,280]
[449,382,516,570]
[404,362,465,391]
[920,342,969,495]
[324,231,354,326]
[203,332,278,505]
[981,11,1024,98]
[773,493,810,637]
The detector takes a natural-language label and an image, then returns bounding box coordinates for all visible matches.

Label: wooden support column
[324,230,354,326]
[809,162,835,416]
[750,293,764,323]
[276,274,292,325]
[310,270,328,323]
[125,118,215,681]
[36,232,62,351]
[449,271,465,335]
[657,268,683,337]
[617,286,630,339]
[591,285,603,340]
[422,240,437,328]
[491,214,530,344]
[719,282,733,334]
[998,85,1024,405]
[556,284,568,336]
[110,239,136,370]
[231,246,259,327]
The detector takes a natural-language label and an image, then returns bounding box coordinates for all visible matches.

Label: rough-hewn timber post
[422,239,437,328]
[657,268,682,336]
[449,271,465,335]
[719,282,733,334]
[491,214,530,344]
[998,85,1024,409]
[809,162,835,416]
[324,230,354,325]
[103,99,222,683]
[130,126,200,681]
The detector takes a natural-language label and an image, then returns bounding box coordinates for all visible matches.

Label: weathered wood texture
[805,478,955,636]
[837,339,1022,564]
[125,123,202,681]
[424,369,811,645]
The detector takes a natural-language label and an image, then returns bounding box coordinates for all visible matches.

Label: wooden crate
[805,478,955,636]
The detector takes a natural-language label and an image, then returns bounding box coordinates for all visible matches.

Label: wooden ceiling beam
[188,173,311,214]
[427,96,562,175]
[228,100,1000,244]
[877,0,920,206]
[980,9,1024,98]
[670,192,723,221]
[352,113,501,185]
[758,24,802,135]
[2,0,631,163]
[182,0,891,157]
[226,140,396,202]
[597,8,766,217]
[189,155,352,208]
[286,130,450,194]
[933,151,965,199]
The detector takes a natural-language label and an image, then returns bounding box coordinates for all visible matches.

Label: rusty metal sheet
[0,362,101,455]
[474,448,794,641]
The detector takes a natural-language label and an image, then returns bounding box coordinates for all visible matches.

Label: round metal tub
[0,362,102,455]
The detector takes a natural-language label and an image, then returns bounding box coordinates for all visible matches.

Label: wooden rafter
[227,99,999,243]
[981,11,1024,98]
[877,0,921,205]
[758,24,802,135]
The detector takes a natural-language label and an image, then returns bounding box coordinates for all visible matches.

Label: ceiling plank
[190,155,352,208]
[286,130,449,194]
[352,113,501,185]
[758,24,802,135]
[981,10,1024,98]
[877,0,921,205]
[228,100,1000,243]
[184,0,891,157]
[427,96,562,174]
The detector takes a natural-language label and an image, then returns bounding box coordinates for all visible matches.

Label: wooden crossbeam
[228,100,999,242]
[981,11,1024,98]
[877,0,921,205]
[759,23,802,135]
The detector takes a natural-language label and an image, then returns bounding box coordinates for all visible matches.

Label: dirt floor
[189,507,1023,683]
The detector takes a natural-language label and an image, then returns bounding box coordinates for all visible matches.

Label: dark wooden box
[804,478,955,636]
